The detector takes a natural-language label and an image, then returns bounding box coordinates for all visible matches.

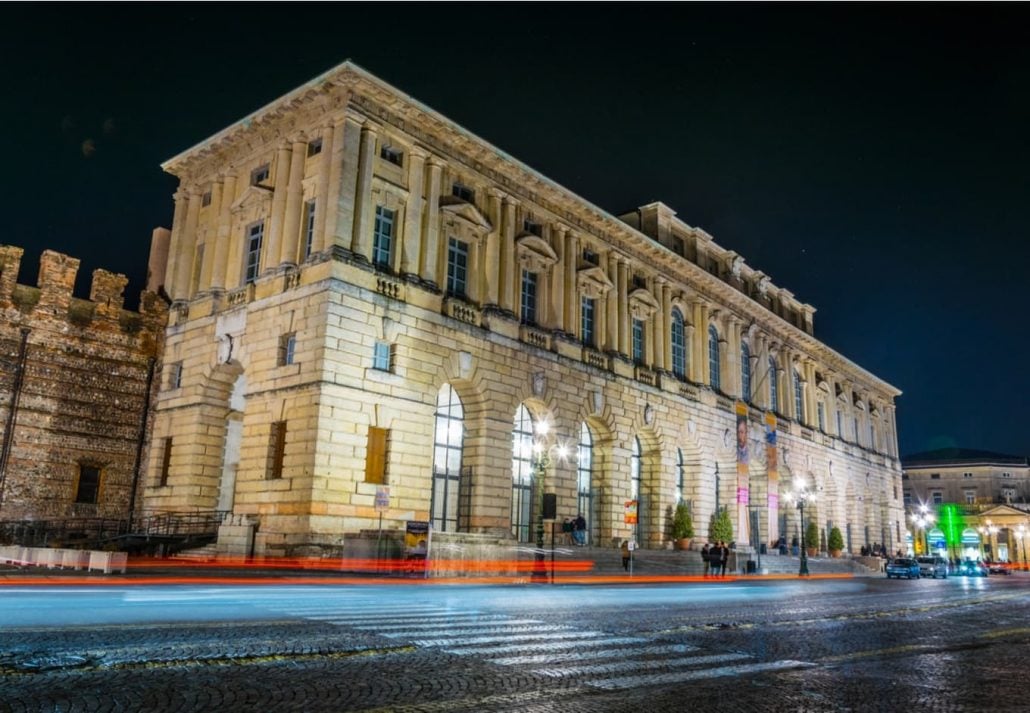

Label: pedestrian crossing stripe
[356,617,538,631]
[489,643,699,667]
[406,629,606,647]
[588,660,816,689]
[533,652,751,678]
[441,636,648,657]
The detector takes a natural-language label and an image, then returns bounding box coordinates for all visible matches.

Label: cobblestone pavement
[1,575,1028,712]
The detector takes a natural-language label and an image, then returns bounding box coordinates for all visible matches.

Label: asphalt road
[1,574,1028,712]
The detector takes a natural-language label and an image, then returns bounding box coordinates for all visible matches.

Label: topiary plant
[671,502,694,540]
[709,508,733,543]
[828,526,845,552]
[805,520,820,550]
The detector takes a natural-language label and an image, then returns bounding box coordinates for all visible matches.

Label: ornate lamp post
[911,504,935,556]
[786,476,814,577]
[531,420,568,583]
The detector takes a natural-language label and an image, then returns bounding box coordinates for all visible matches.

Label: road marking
[979,626,1030,640]
[442,636,646,656]
[410,629,604,647]
[489,643,700,667]
[534,652,751,678]
[356,617,536,631]
[588,659,815,689]
[302,611,474,623]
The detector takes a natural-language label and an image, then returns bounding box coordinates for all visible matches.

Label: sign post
[625,500,639,576]
[374,487,390,568]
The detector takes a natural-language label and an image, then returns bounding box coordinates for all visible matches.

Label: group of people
[859,543,890,558]
[560,514,588,546]
[701,541,730,577]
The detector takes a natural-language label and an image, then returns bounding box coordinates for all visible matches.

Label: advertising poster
[624,500,638,525]
[765,411,779,546]
[735,401,751,545]
[404,520,431,574]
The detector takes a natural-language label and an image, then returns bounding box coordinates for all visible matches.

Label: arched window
[740,342,751,401]
[793,369,804,421]
[769,356,779,412]
[670,308,687,379]
[511,404,535,542]
[676,447,685,504]
[708,325,720,391]
[432,385,464,532]
[577,422,594,544]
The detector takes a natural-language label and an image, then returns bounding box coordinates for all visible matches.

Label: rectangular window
[303,200,317,259]
[245,222,264,284]
[581,297,595,347]
[452,183,475,203]
[380,145,403,166]
[446,238,469,298]
[632,319,645,364]
[903,492,912,506]
[159,438,172,487]
[963,472,973,478]
[365,426,389,484]
[307,138,323,157]
[201,191,212,207]
[372,206,395,268]
[869,423,875,449]
[672,236,685,256]
[632,274,646,290]
[964,490,976,504]
[169,362,183,390]
[75,465,101,504]
[932,491,943,504]
[278,332,296,366]
[582,249,599,266]
[817,402,826,432]
[853,416,859,442]
[267,421,287,480]
[373,341,393,372]
[523,219,542,236]
[836,410,843,438]
[520,270,537,325]
[930,473,940,480]
[251,164,270,186]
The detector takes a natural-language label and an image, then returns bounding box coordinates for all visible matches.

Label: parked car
[886,557,921,579]
[985,561,1011,575]
[957,560,988,577]
[916,555,948,579]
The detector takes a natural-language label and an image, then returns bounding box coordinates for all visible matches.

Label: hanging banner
[765,411,779,547]
[735,401,751,545]
[624,499,638,525]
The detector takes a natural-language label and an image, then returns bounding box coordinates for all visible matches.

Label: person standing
[709,542,721,576]
[719,540,730,577]
[621,540,631,571]
[701,543,711,577]
[574,513,587,546]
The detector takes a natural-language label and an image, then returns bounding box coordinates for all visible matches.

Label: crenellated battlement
[0,245,167,330]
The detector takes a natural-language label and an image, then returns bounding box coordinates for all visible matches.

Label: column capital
[426,154,447,169]
[502,194,521,209]
[408,145,430,161]
[486,186,506,200]
[218,169,237,181]
[289,136,308,149]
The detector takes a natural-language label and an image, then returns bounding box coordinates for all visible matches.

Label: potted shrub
[671,502,694,550]
[828,526,845,558]
[709,508,733,545]
[804,521,820,558]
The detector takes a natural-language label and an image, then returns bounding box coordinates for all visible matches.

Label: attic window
[452,183,475,203]
[201,191,212,207]
[672,236,684,256]
[523,219,542,237]
[632,274,646,290]
[251,164,270,186]
[380,145,403,166]
[583,249,599,266]
[307,138,323,157]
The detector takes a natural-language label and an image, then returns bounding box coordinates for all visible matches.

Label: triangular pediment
[629,287,660,319]
[515,234,558,272]
[577,265,614,299]
[977,504,1030,520]
[440,199,492,231]
[231,184,274,212]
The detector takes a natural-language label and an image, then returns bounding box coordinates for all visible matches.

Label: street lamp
[910,505,935,556]
[786,476,814,577]
[530,420,568,582]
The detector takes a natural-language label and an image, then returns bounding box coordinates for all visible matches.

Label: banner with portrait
[735,400,750,545]
[765,411,779,546]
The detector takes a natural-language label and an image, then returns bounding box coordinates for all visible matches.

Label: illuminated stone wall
[0,246,166,521]
[147,62,905,555]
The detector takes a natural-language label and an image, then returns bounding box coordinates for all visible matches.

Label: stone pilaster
[263,142,293,275]
[210,172,236,290]
[351,123,379,260]
[172,188,201,300]
[420,157,443,287]
[605,251,619,352]
[311,123,334,257]
[617,259,629,356]
[482,188,503,307]
[550,225,566,333]
[400,148,427,279]
[279,137,307,267]
[661,282,672,370]
[165,190,187,298]
[651,277,665,371]
[198,180,221,291]
[500,196,518,312]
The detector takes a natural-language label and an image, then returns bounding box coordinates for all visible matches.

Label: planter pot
[806,547,819,558]
[829,549,842,558]
[675,538,692,551]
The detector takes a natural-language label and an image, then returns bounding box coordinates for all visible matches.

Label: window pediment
[440,200,493,232]
[516,234,558,273]
[629,287,659,319]
[231,185,273,214]
[576,265,614,299]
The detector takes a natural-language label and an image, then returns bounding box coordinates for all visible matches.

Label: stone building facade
[0,246,166,521]
[147,61,904,557]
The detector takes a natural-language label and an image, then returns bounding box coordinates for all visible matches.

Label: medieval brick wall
[0,245,166,522]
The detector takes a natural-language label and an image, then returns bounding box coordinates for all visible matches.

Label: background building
[902,448,1030,562]
[0,245,166,523]
[146,61,905,558]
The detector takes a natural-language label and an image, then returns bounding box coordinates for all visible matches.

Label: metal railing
[0,510,227,552]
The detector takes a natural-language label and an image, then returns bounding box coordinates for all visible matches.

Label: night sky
[2,5,1028,458]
